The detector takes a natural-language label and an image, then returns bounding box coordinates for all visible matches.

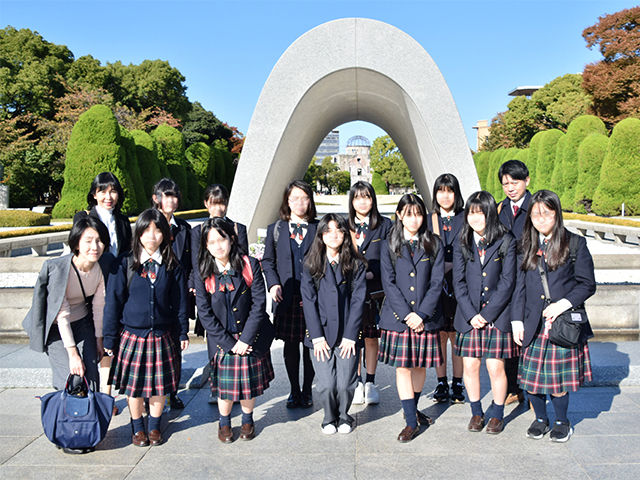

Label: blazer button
[484,287,489,291]
[410,300,415,305]
[541,295,545,299]
[482,272,487,277]
[410,286,415,291]
[363,250,366,254]
[410,272,415,277]
[233,308,238,312]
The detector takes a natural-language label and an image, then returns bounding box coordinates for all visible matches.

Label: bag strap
[242,255,253,288]
[537,260,552,302]
[431,212,440,237]
[497,202,503,215]
[70,261,90,309]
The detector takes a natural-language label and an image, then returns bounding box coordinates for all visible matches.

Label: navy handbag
[40,375,114,449]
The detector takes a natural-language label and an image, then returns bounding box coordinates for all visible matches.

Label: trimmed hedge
[563,212,640,228]
[119,126,148,211]
[536,129,564,192]
[0,210,50,227]
[473,151,491,191]
[593,118,640,216]
[152,125,188,206]
[130,129,162,201]
[573,133,609,213]
[526,132,544,192]
[550,134,568,198]
[186,142,211,190]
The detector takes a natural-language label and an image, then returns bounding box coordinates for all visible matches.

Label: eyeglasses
[289,196,309,204]
[323,229,344,237]
[531,211,555,220]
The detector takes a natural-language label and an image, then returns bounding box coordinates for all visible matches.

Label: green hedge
[120,126,149,210]
[536,129,564,192]
[152,125,188,206]
[130,129,162,201]
[372,171,388,195]
[0,210,50,227]
[573,133,609,213]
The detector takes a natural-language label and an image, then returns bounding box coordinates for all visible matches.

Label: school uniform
[354,216,392,338]
[452,232,518,359]
[74,207,132,256]
[194,256,275,401]
[427,211,464,332]
[378,236,445,368]
[301,257,367,427]
[512,230,596,394]
[498,191,531,396]
[103,251,188,398]
[261,218,319,342]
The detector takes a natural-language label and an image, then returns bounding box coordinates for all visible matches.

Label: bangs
[400,203,424,217]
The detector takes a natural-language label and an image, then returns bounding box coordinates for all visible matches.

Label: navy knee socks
[551,393,569,423]
[528,393,549,422]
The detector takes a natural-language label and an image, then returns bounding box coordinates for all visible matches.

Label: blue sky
[1,0,636,152]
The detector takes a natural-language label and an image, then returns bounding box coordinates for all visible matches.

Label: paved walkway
[1,340,640,479]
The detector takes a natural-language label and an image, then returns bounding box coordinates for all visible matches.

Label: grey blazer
[22,253,114,353]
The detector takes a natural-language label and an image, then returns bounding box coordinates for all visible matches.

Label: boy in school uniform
[496,159,531,405]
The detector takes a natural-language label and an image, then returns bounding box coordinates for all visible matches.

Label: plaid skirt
[518,329,592,395]
[378,328,443,368]
[210,342,275,402]
[274,294,305,343]
[454,325,519,359]
[109,330,178,398]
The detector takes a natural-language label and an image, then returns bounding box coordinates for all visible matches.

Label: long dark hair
[431,173,464,214]
[519,190,569,271]
[152,178,182,210]
[460,191,507,251]
[389,194,437,256]
[304,213,366,281]
[348,181,384,232]
[87,172,125,212]
[131,208,178,271]
[278,180,317,221]
[198,217,243,280]
[203,184,229,206]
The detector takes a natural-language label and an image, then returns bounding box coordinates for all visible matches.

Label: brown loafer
[505,392,525,405]
[486,417,504,434]
[218,425,234,444]
[112,405,119,417]
[417,411,435,426]
[240,423,255,441]
[397,425,419,443]
[132,430,149,447]
[468,415,485,432]
[148,429,163,446]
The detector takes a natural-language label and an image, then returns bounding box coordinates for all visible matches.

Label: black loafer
[300,393,313,408]
[60,446,95,454]
[286,394,300,409]
[170,393,185,409]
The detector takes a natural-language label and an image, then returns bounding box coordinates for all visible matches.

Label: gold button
[484,287,489,291]
[541,295,545,299]
[410,286,415,291]
[363,250,366,254]
[410,272,415,277]
[233,307,238,312]
[482,272,487,277]
[411,300,415,305]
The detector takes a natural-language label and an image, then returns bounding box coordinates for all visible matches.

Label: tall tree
[582,7,640,125]
[182,101,233,148]
[370,135,413,188]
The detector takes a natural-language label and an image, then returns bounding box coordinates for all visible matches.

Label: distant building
[332,135,373,186]
[473,120,490,150]
[314,129,340,162]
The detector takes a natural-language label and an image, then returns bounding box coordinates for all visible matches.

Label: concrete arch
[229,18,480,241]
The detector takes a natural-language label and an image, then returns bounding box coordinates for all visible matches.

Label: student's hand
[313,340,330,362]
[67,346,85,377]
[269,285,283,303]
[513,330,524,346]
[404,312,424,333]
[365,271,374,280]
[470,314,487,329]
[339,339,356,359]
[96,337,104,363]
[181,339,190,351]
[231,340,252,356]
[543,302,567,323]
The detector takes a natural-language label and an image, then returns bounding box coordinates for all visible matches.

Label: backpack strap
[497,202,503,215]
[498,234,512,264]
[431,212,440,237]
[568,233,579,264]
[126,253,135,290]
[273,219,283,249]
[241,255,253,288]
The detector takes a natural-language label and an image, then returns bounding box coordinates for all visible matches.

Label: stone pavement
[1,340,640,479]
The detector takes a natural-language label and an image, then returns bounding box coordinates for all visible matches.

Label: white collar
[169,215,178,227]
[538,232,552,243]
[326,252,340,265]
[473,231,486,244]
[290,213,306,224]
[95,205,114,222]
[215,258,232,272]
[355,215,370,225]
[440,208,455,218]
[512,196,526,209]
[140,249,163,265]
[403,229,418,242]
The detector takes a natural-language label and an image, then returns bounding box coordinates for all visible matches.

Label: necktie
[142,259,157,280]
[537,238,548,258]
[355,221,368,240]
[330,260,338,271]
[218,269,235,292]
[290,222,308,240]
[408,239,418,255]
[170,224,179,242]
[477,237,487,257]
[442,216,452,232]
[513,205,519,217]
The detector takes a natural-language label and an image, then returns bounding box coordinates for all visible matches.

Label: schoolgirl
[452,191,517,434]
[379,193,445,443]
[194,217,275,443]
[427,173,466,404]
[152,178,192,410]
[103,209,189,448]
[261,180,318,408]
[347,181,392,405]
[301,214,368,434]
[513,190,596,443]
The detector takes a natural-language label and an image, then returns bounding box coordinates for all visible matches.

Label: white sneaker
[352,381,365,405]
[364,382,380,404]
[338,423,352,434]
[322,423,337,435]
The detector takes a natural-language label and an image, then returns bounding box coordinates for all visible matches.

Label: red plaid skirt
[210,345,275,401]
[378,328,443,368]
[109,330,178,398]
[518,330,592,395]
[274,294,306,343]
[454,325,519,359]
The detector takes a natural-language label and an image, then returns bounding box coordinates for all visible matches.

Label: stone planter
[0,185,8,209]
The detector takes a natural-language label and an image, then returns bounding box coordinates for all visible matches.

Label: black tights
[283,341,315,396]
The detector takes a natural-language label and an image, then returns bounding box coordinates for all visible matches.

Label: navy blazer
[356,216,392,292]
[512,231,596,348]
[452,233,516,334]
[498,191,532,241]
[189,219,248,287]
[103,254,188,350]
[427,212,464,262]
[172,217,192,276]
[194,256,274,359]
[301,260,367,349]
[22,253,114,353]
[261,219,318,315]
[74,207,132,256]
[379,238,445,332]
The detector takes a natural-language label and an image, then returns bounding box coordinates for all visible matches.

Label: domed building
[334,135,373,186]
